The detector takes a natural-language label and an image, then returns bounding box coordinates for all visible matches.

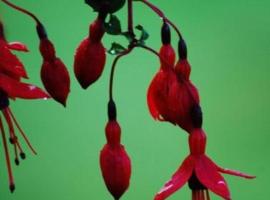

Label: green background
[0,0,269,199]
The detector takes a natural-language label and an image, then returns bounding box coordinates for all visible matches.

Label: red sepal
[100,144,131,200]
[195,155,231,200]
[0,74,50,99]
[74,37,106,89]
[154,156,194,200]
[8,42,28,52]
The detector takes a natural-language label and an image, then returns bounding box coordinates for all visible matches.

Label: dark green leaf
[135,25,149,45]
[108,42,127,55]
[104,14,122,35]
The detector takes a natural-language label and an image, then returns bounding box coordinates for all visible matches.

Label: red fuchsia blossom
[74,15,106,89]
[147,23,200,132]
[154,129,255,200]
[0,22,49,192]
[39,36,70,107]
[100,120,131,200]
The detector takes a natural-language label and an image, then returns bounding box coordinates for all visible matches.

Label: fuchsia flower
[39,36,70,106]
[100,101,131,200]
[0,22,49,192]
[154,129,255,200]
[100,120,131,200]
[74,15,106,89]
[147,23,200,132]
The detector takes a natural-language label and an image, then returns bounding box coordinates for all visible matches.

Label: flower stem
[138,0,183,40]
[1,0,42,26]
[109,48,134,101]
[128,0,134,36]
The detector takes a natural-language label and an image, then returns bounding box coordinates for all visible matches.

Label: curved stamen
[7,108,37,155]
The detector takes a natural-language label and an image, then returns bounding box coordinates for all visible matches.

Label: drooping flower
[147,23,200,132]
[38,24,70,107]
[0,22,49,192]
[100,120,131,200]
[154,129,255,200]
[74,15,106,89]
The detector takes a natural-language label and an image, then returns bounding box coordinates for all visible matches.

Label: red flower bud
[74,18,106,89]
[40,39,70,106]
[100,120,131,200]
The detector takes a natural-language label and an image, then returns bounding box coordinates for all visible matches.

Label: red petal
[217,167,256,179]
[0,74,50,99]
[41,58,70,106]
[0,41,28,79]
[195,155,231,200]
[8,42,28,52]
[154,156,194,200]
[147,73,162,120]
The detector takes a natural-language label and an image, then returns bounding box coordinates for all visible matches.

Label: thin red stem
[7,108,37,155]
[109,47,134,100]
[135,44,173,68]
[138,0,183,39]
[0,116,15,192]
[1,0,42,25]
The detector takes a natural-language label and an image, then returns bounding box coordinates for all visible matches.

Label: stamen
[2,109,19,165]
[0,116,15,192]
[7,108,37,155]
[15,140,26,160]
[206,190,210,200]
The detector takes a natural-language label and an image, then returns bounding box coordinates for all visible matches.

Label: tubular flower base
[154,129,255,200]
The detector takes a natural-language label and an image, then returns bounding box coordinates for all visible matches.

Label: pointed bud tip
[9,184,15,193]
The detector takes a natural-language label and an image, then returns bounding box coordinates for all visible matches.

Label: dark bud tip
[108,100,117,120]
[161,22,171,45]
[20,152,26,160]
[190,104,203,128]
[15,158,20,166]
[9,184,15,193]
[36,23,48,40]
[0,22,4,38]
[178,39,187,60]
[0,90,9,110]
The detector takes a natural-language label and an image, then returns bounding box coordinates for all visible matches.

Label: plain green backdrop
[0,0,269,199]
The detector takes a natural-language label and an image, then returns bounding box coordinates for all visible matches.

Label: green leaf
[135,25,149,45]
[104,14,122,35]
[108,42,127,55]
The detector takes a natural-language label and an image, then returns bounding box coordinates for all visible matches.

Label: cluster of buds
[0,0,255,199]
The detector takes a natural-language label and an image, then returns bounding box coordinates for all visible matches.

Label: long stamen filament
[7,108,37,155]
[0,116,15,192]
